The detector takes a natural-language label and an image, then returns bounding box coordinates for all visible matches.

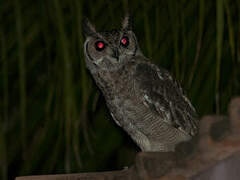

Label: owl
[82,15,198,152]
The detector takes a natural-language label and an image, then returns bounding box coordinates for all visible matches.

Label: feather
[134,62,198,137]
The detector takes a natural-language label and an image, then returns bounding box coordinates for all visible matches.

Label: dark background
[0,0,239,179]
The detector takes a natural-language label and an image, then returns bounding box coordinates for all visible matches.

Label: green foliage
[0,0,239,179]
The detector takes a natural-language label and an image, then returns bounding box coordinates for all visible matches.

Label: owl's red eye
[120,36,129,47]
[95,41,105,51]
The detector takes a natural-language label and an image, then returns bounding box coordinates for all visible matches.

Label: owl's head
[82,15,142,73]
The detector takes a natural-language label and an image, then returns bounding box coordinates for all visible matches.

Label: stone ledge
[16,97,240,180]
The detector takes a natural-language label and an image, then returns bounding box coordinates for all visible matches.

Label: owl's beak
[112,48,119,61]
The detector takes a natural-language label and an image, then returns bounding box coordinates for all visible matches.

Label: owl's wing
[134,62,198,136]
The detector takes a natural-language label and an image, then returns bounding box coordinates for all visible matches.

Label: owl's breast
[108,91,156,133]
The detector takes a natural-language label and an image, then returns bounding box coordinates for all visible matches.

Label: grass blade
[15,0,27,156]
[216,0,224,114]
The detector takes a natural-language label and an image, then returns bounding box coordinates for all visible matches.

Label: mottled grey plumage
[82,15,199,152]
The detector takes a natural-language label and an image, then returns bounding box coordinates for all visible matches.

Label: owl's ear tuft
[122,13,132,31]
[82,17,97,37]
